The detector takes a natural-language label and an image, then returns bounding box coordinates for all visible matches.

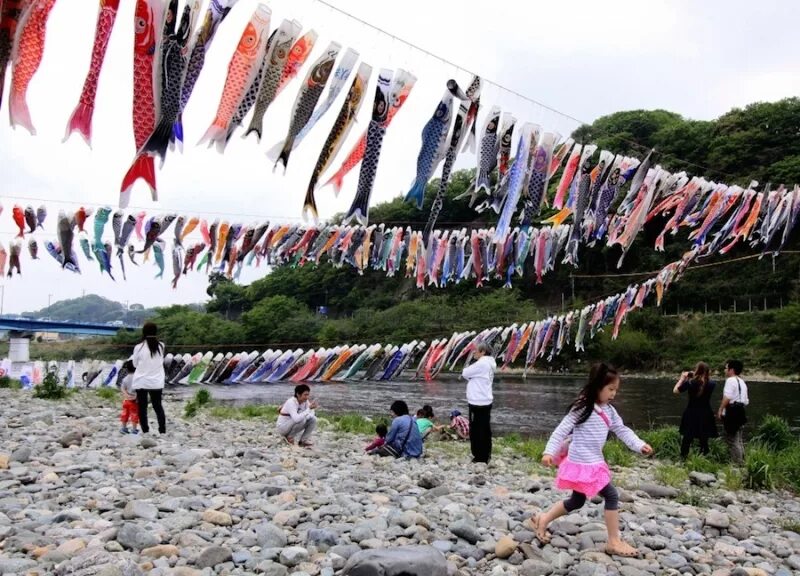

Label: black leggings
[563,483,619,512]
[136,389,166,434]
[681,435,710,459]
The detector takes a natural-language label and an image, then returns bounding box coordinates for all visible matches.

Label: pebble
[0,389,797,576]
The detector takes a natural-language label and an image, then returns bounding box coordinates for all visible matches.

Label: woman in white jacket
[131,322,167,434]
[462,342,497,463]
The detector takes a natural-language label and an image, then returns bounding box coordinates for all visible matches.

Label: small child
[448,409,470,440]
[415,405,435,440]
[365,423,388,454]
[530,363,652,558]
[119,360,139,435]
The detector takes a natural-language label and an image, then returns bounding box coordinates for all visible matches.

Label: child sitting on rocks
[118,360,139,435]
[365,423,388,454]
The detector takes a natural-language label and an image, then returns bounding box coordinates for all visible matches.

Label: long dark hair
[141,322,164,358]
[569,362,619,425]
[693,361,710,395]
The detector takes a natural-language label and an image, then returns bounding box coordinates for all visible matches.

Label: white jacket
[131,341,166,390]
[462,355,496,406]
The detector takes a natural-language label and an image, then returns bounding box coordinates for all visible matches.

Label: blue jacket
[386,414,423,458]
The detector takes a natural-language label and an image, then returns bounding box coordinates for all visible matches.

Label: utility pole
[47,294,52,309]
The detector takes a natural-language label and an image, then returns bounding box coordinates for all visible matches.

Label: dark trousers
[136,389,166,434]
[469,403,492,463]
[680,434,710,459]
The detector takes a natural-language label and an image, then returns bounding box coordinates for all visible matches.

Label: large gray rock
[256,522,288,548]
[10,445,32,463]
[704,509,731,529]
[59,431,83,447]
[638,484,679,499]
[123,500,158,521]
[0,558,38,573]
[307,528,338,550]
[196,546,232,568]
[520,558,554,576]
[279,546,309,566]
[449,519,480,544]
[116,523,159,550]
[342,546,447,576]
[689,471,716,486]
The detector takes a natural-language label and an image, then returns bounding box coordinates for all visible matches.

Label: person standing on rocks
[118,359,140,435]
[131,322,167,435]
[462,342,496,464]
[374,400,423,458]
[532,362,653,558]
[718,359,749,465]
[277,384,318,447]
[673,361,718,459]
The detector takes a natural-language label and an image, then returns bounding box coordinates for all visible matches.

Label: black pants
[563,483,619,511]
[681,434,710,459]
[136,389,166,434]
[469,404,492,463]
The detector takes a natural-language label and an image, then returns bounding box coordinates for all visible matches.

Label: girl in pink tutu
[531,363,652,557]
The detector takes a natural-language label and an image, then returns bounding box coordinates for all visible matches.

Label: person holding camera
[673,362,718,459]
[717,359,749,465]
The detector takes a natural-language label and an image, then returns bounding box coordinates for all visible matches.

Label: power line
[314,0,749,182]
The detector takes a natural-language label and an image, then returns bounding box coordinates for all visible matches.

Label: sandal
[283,436,295,445]
[605,540,638,558]
[525,515,551,545]
[299,441,313,448]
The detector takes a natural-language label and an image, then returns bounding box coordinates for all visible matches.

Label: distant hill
[21,295,161,325]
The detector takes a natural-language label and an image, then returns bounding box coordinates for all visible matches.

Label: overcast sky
[1,0,798,315]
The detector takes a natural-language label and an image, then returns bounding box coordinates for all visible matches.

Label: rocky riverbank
[1,389,799,576]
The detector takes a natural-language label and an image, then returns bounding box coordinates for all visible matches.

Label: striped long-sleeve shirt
[545,404,645,464]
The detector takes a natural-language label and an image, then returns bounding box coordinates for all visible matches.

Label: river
[171,375,800,436]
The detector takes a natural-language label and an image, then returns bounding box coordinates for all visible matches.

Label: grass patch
[780,520,800,534]
[654,464,689,488]
[0,376,21,389]
[640,427,682,461]
[720,466,744,491]
[206,404,279,421]
[685,454,722,475]
[184,388,215,418]
[324,413,382,435]
[497,433,546,460]
[96,387,119,401]
[675,488,707,507]
[604,440,635,467]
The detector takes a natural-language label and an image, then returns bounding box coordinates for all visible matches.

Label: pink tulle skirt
[555,458,611,498]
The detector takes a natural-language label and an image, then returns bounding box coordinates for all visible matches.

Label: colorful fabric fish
[64,0,121,146]
[274,29,317,97]
[323,70,416,195]
[174,0,235,149]
[267,41,341,172]
[302,61,371,222]
[404,79,467,209]
[343,69,392,226]
[120,0,162,207]
[139,0,193,163]
[198,4,271,148]
[292,47,359,150]
[0,1,28,110]
[244,19,302,141]
[23,205,35,234]
[424,75,481,239]
[9,0,57,134]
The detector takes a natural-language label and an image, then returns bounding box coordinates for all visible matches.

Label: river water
[171,375,800,436]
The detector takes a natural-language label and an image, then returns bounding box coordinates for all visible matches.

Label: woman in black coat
[673,361,718,459]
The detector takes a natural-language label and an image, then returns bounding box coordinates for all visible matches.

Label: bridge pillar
[7,331,33,362]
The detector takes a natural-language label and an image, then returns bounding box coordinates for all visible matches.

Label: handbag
[723,378,748,434]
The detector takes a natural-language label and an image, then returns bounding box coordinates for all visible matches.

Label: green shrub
[776,443,800,492]
[184,400,199,418]
[207,404,278,420]
[753,416,795,452]
[640,427,682,461]
[96,387,119,401]
[745,443,777,490]
[498,433,546,460]
[328,413,378,435]
[33,372,68,400]
[721,466,744,491]
[193,388,212,407]
[685,454,721,474]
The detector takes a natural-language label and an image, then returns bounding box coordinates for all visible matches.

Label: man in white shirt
[461,342,497,464]
[277,384,318,447]
[718,359,749,465]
